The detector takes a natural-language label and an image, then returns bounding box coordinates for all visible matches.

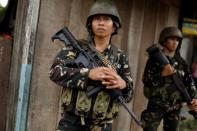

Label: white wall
[180,37,194,65]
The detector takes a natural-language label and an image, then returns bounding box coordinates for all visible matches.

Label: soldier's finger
[105,84,119,89]
[102,81,111,86]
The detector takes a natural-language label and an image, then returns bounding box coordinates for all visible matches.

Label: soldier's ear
[112,26,115,33]
[112,23,118,35]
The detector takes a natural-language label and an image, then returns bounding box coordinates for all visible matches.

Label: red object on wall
[192,62,197,78]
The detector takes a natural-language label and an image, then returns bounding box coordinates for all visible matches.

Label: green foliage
[0,5,7,23]
[179,119,197,131]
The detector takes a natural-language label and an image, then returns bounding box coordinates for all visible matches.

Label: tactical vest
[151,56,185,105]
[61,40,121,122]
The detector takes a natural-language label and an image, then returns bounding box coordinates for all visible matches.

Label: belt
[63,112,113,126]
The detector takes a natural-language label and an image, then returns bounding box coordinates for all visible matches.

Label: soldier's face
[91,15,115,38]
[163,37,179,52]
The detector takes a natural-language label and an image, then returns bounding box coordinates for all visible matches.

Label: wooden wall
[7,0,180,131]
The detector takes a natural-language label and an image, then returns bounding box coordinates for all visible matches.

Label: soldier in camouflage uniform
[49,0,133,131]
[141,27,197,131]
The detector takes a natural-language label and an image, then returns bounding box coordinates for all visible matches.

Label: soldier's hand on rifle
[161,64,176,77]
[100,68,126,89]
[188,99,197,111]
[88,67,126,89]
[88,67,115,81]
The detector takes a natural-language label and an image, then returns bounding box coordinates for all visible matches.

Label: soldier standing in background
[49,0,133,131]
[141,27,197,131]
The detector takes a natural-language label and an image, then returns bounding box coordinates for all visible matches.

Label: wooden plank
[167,6,180,26]
[26,0,70,130]
[127,0,146,90]
[114,0,131,50]
[113,0,146,131]
[0,35,12,131]
[6,0,28,130]
[131,0,159,130]
[68,0,94,39]
[154,2,169,42]
[13,0,40,131]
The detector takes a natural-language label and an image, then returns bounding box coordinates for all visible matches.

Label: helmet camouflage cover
[159,26,183,46]
[86,0,121,34]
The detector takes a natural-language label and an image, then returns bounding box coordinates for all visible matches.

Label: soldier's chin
[171,47,178,51]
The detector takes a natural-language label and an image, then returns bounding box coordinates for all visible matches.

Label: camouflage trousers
[141,101,181,131]
[57,112,112,131]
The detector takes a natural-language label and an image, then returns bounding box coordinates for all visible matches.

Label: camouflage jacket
[49,41,133,121]
[143,53,197,107]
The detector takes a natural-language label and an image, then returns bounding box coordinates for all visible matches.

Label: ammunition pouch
[61,87,120,120]
[93,91,111,119]
[75,90,92,116]
[59,38,121,121]
[106,101,120,119]
[61,87,72,106]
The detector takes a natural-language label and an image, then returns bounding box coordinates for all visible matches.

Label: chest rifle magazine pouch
[61,87,73,106]
[75,90,92,116]
[106,101,120,119]
[92,91,111,119]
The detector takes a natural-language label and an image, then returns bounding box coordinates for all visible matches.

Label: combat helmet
[159,26,183,46]
[86,0,121,34]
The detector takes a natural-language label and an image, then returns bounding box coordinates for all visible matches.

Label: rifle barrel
[118,96,143,127]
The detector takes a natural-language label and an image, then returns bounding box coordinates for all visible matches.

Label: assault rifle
[51,27,142,127]
[146,44,197,119]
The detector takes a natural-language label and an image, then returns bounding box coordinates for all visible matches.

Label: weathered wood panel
[27,0,71,131]
[124,0,147,130]
[6,0,28,130]
[131,0,158,130]
[0,35,12,131]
